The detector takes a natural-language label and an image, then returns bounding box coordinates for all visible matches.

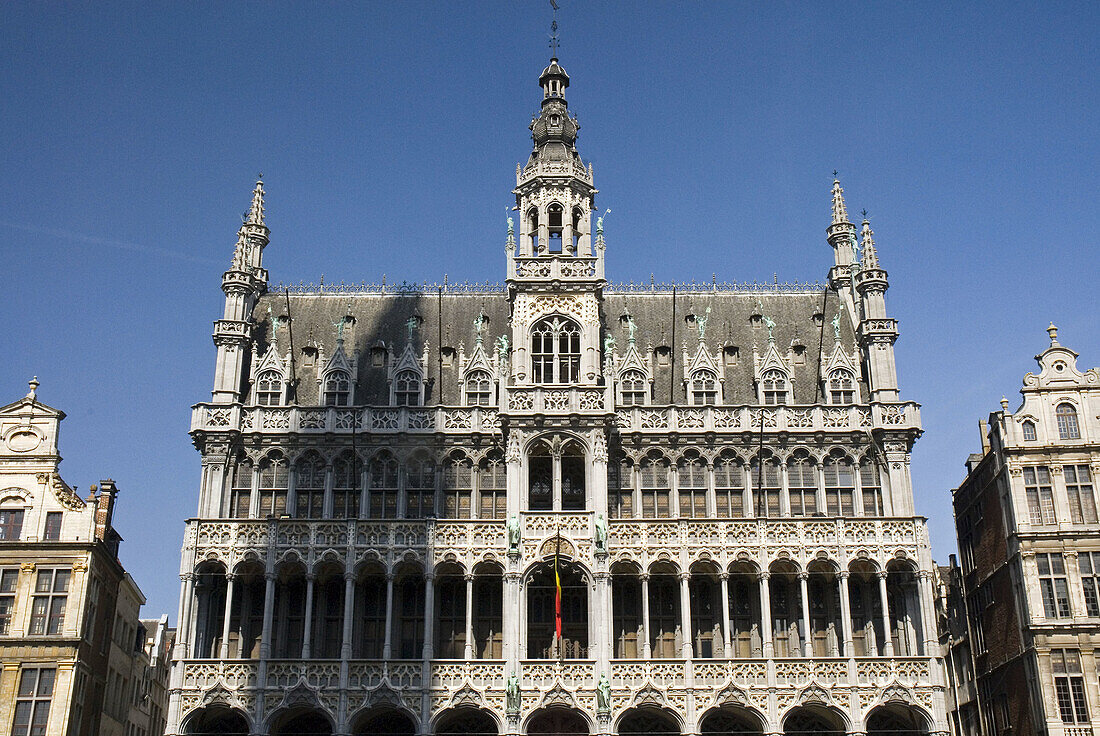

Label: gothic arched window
[531,316,580,384]
[828,369,855,404]
[691,369,718,405]
[323,370,351,406]
[761,369,788,405]
[465,370,492,407]
[1057,403,1081,440]
[620,369,647,406]
[394,370,421,406]
[255,370,282,406]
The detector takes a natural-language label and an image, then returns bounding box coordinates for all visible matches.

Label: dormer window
[1057,403,1081,440]
[620,370,647,406]
[394,370,421,406]
[828,369,855,404]
[255,370,282,406]
[761,370,788,405]
[465,370,493,407]
[531,317,580,384]
[323,370,351,406]
[691,370,718,406]
[1022,420,1037,442]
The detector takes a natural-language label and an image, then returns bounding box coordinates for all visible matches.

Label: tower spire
[860,216,879,269]
[826,173,858,288]
[831,173,850,226]
[246,175,265,226]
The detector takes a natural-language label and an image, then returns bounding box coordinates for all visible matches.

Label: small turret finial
[1047,322,1059,346]
[27,376,39,400]
[246,177,265,226]
[831,176,850,225]
[1000,395,1009,412]
[860,218,879,270]
[548,0,561,56]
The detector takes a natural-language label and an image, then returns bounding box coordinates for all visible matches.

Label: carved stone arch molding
[0,486,31,503]
[798,682,833,707]
[450,683,486,709]
[538,681,579,710]
[539,535,576,560]
[879,682,916,707]
[630,682,669,709]
[366,681,403,709]
[275,679,325,714]
[711,682,750,709]
[199,682,246,712]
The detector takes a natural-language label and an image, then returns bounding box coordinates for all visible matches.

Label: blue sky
[2,2,1097,619]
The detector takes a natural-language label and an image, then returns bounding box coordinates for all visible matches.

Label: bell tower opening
[548,203,564,253]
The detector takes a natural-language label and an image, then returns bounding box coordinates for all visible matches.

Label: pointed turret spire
[860,218,880,270]
[831,175,851,226]
[246,176,265,226]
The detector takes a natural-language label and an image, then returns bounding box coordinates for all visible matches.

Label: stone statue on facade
[506,672,521,714]
[594,513,608,552]
[596,673,611,713]
[507,515,521,555]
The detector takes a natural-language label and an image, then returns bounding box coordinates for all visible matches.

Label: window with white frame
[1052,649,1089,723]
[0,569,17,634]
[1023,466,1056,525]
[11,667,55,736]
[29,568,69,635]
[1056,403,1081,440]
[1021,420,1037,441]
[323,370,351,406]
[828,369,855,404]
[531,316,580,384]
[690,370,718,405]
[619,370,647,406]
[393,370,421,406]
[761,369,788,405]
[255,370,282,406]
[1065,465,1097,524]
[465,370,493,406]
[1037,553,1072,618]
[1078,551,1100,617]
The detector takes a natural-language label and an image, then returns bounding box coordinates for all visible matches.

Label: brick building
[945,326,1100,736]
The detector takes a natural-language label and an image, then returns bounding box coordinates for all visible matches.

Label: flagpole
[555,526,563,662]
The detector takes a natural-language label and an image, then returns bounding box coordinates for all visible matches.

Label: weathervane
[549,0,560,56]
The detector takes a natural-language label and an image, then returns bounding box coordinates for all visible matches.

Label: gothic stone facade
[945,328,1100,736]
[0,383,165,736]
[167,58,949,736]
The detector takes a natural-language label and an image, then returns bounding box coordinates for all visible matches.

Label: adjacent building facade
[0,381,170,736]
[167,57,949,736]
[944,328,1100,736]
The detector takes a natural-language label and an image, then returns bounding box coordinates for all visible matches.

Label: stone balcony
[187,516,925,571]
[508,255,603,282]
[189,404,501,436]
[614,402,922,435]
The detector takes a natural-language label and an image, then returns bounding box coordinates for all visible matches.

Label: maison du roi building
[940,328,1100,736]
[167,56,949,736]
[0,381,175,736]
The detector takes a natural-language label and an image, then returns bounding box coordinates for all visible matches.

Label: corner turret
[853,217,900,402]
[826,176,858,289]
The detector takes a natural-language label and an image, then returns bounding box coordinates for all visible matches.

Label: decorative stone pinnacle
[1047,322,1059,346]
[1000,396,1009,412]
[831,178,850,225]
[246,178,265,226]
[860,219,879,270]
[27,376,39,400]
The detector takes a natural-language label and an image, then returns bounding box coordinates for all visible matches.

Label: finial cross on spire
[861,208,868,220]
[833,169,838,179]
[548,0,560,56]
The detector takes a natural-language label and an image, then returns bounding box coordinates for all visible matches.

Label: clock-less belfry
[167,52,947,736]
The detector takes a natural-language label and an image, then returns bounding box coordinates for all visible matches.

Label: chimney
[978,420,991,455]
[93,479,118,542]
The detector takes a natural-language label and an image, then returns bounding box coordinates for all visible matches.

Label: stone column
[177,573,195,659]
[838,572,853,657]
[341,571,355,660]
[759,573,773,659]
[798,572,811,658]
[260,572,275,659]
[878,572,895,657]
[249,466,260,520]
[679,572,693,659]
[219,573,235,659]
[464,574,475,659]
[504,571,521,664]
[917,570,938,656]
[595,570,612,665]
[422,572,435,660]
[641,574,652,659]
[301,574,315,659]
[719,573,732,658]
[382,573,395,660]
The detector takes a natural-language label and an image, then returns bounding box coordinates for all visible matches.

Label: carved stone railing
[191,519,507,566]
[609,518,923,560]
[190,404,501,435]
[509,256,601,281]
[613,402,921,434]
[505,386,610,413]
